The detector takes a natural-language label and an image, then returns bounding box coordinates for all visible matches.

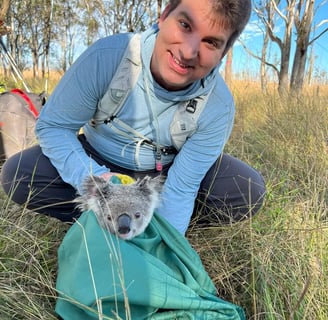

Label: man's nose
[181,36,200,60]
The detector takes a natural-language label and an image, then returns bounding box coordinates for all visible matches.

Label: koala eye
[107,215,112,221]
[135,212,141,219]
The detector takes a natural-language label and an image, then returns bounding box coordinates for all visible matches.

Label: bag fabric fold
[55,211,245,320]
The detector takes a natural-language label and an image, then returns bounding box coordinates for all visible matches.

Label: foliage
[249,0,328,93]
[0,81,328,319]
[2,0,160,74]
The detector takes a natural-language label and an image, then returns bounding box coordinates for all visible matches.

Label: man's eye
[205,39,224,50]
[179,20,190,30]
[206,40,218,48]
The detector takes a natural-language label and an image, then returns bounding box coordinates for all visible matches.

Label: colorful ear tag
[110,174,135,185]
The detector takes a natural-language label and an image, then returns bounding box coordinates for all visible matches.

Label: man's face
[151,0,232,91]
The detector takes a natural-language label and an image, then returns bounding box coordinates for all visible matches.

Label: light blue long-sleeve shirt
[35,25,235,234]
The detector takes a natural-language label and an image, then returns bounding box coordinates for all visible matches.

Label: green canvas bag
[55,210,246,320]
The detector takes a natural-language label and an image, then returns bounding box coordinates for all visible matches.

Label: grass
[0,79,327,319]
[0,204,67,319]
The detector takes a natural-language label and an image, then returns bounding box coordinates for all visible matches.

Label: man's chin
[158,76,193,91]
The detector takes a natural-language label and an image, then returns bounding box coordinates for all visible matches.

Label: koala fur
[76,175,164,240]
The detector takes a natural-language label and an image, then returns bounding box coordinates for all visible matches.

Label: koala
[76,175,164,240]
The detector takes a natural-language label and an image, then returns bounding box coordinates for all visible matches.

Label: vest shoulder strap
[169,85,214,150]
[91,34,141,125]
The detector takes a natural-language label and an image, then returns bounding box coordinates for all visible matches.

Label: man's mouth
[169,53,193,75]
[172,55,189,69]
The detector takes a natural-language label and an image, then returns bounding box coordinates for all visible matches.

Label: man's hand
[99,172,135,185]
[99,172,117,181]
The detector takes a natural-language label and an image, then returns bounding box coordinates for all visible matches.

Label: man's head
[151,0,251,91]
[167,0,251,55]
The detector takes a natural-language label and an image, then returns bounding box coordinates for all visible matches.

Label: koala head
[76,175,164,240]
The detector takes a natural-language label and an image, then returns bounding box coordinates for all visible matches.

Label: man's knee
[195,154,266,224]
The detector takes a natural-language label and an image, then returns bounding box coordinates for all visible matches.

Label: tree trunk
[157,0,162,19]
[260,31,269,93]
[290,0,314,93]
[278,43,291,96]
[0,0,10,22]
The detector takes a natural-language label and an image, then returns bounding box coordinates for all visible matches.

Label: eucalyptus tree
[290,0,327,92]
[254,0,295,95]
[0,0,10,22]
[84,0,158,38]
[6,0,89,75]
[52,0,83,72]
[4,0,164,75]
[253,0,328,95]
[6,0,55,77]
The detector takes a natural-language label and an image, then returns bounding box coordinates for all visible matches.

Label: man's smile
[168,51,193,75]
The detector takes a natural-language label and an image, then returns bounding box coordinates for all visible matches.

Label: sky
[228,0,328,83]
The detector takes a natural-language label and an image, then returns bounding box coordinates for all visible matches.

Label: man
[0,0,265,235]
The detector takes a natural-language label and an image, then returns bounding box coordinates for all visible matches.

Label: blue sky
[229,1,328,83]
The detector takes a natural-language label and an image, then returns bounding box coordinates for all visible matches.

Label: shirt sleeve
[156,85,235,235]
[35,36,128,193]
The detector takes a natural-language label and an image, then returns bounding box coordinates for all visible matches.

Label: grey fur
[76,175,164,240]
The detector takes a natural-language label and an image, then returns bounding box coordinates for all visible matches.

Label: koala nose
[117,214,131,235]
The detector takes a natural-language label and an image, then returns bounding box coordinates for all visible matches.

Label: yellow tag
[115,174,135,185]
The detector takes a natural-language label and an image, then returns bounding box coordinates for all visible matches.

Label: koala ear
[136,175,165,194]
[151,175,166,192]
[136,176,151,187]
[82,176,110,197]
